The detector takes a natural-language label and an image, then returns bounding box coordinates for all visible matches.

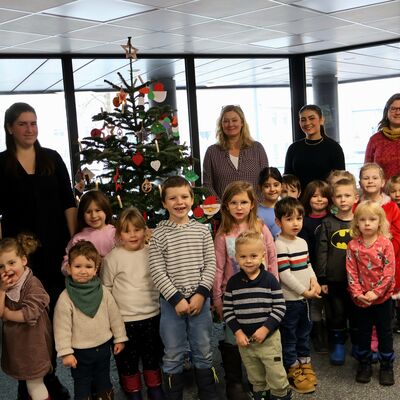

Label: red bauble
[132,151,144,166]
[90,128,102,138]
[193,206,204,219]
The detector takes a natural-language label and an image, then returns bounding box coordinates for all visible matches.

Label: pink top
[346,235,395,307]
[61,224,116,273]
[365,131,400,179]
[213,222,278,311]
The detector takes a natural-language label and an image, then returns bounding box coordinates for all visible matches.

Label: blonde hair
[235,231,264,251]
[359,163,385,180]
[216,105,254,150]
[327,170,356,186]
[219,181,261,234]
[385,175,400,195]
[351,200,390,239]
[115,207,146,238]
[332,178,358,196]
[0,233,38,259]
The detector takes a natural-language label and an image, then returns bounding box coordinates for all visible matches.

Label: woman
[202,105,268,200]
[284,104,345,190]
[0,102,76,400]
[365,93,400,179]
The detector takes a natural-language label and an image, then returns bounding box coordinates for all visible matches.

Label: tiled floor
[1,322,400,400]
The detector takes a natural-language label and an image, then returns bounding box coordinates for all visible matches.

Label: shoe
[270,389,292,400]
[371,351,379,364]
[330,344,345,366]
[356,361,372,383]
[95,388,114,399]
[287,366,315,394]
[299,363,317,386]
[311,322,329,354]
[252,391,270,400]
[194,368,219,400]
[164,372,185,400]
[393,322,400,334]
[379,360,395,386]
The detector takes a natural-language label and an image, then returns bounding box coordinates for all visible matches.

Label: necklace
[304,137,324,146]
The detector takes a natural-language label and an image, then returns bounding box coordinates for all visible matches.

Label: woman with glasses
[284,104,345,190]
[365,93,400,179]
[202,105,268,200]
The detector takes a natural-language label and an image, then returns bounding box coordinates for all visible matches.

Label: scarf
[6,268,30,302]
[382,127,400,141]
[65,276,103,318]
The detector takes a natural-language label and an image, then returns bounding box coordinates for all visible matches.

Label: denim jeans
[280,299,312,368]
[160,297,213,374]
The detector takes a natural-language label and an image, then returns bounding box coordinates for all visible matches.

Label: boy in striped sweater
[149,176,218,400]
[223,231,291,400]
[275,197,321,394]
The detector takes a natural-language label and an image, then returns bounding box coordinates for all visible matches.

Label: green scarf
[382,127,400,140]
[65,276,103,318]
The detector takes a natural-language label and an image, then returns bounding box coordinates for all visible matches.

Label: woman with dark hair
[0,102,76,399]
[284,104,345,190]
[365,93,400,179]
[203,105,268,200]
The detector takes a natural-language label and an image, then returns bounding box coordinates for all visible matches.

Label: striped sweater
[223,267,286,337]
[276,235,316,301]
[149,219,216,306]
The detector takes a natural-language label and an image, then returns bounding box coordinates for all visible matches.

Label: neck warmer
[6,268,30,302]
[65,276,103,318]
[382,127,400,140]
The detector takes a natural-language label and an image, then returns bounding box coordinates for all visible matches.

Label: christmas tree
[77,37,208,227]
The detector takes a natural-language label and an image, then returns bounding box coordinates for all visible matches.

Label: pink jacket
[213,223,277,311]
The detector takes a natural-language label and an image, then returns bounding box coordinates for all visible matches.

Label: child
[62,190,116,273]
[257,167,283,239]
[385,174,400,332]
[315,178,359,365]
[358,163,400,293]
[149,176,219,400]
[102,207,164,400]
[223,232,291,400]
[275,197,321,394]
[213,180,277,400]
[281,175,301,199]
[0,234,52,400]
[326,170,357,215]
[299,180,330,354]
[54,240,128,399]
[346,201,395,386]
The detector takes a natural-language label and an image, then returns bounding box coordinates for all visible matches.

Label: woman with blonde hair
[203,105,268,200]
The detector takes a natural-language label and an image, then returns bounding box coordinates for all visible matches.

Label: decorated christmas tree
[76,37,215,227]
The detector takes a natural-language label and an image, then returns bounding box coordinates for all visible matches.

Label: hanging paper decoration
[121,36,138,60]
[119,88,127,112]
[150,160,161,171]
[113,96,121,107]
[200,196,221,216]
[113,168,123,191]
[138,94,145,107]
[151,122,165,135]
[141,179,152,193]
[193,206,205,219]
[184,169,199,183]
[132,151,144,166]
[152,82,167,103]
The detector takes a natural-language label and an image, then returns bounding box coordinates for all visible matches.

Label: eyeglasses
[228,200,251,208]
[389,106,400,113]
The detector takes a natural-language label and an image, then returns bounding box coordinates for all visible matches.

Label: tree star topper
[121,36,138,60]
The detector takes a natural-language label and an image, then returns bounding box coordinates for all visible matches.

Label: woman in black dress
[0,102,77,399]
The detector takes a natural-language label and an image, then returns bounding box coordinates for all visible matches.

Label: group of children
[1,163,400,400]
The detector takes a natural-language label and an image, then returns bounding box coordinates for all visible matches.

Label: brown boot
[299,363,317,386]
[287,365,314,394]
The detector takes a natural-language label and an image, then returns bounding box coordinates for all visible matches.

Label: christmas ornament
[74,180,85,193]
[113,168,123,191]
[152,82,167,103]
[200,196,221,216]
[141,179,152,193]
[193,206,204,219]
[90,128,103,138]
[112,96,121,107]
[132,151,144,166]
[151,122,165,135]
[184,169,199,183]
[150,160,161,171]
[81,167,95,183]
[121,36,138,60]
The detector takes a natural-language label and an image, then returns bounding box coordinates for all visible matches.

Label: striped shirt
[149,219,216,306]
[223,267,286,337]
[202,141,268,200]
[276,235,316,301]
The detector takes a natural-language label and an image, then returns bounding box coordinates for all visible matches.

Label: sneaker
[287,366,315,394]
[379,361,395,386]
[356,361,372,383]
[299,363,317,386]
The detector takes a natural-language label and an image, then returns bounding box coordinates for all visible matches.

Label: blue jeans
[160,297,213,374]
[280,300,312,368]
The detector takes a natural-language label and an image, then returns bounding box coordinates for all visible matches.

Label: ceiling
[0,0,399,90]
